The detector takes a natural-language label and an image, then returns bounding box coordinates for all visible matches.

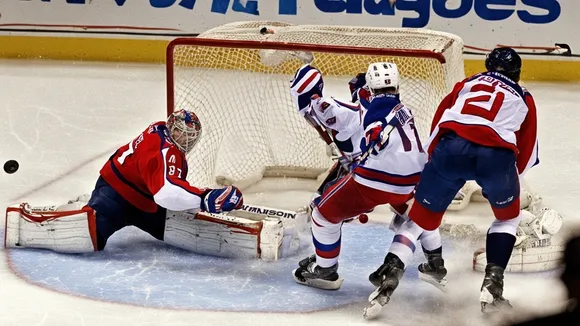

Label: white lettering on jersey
[355,102,427,194]
[428,75,528,149]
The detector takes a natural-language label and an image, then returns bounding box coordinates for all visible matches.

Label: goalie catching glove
[348,73,372,107]
[201,185,243,214]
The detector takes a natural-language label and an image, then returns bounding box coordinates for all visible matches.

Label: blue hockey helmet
[485,47,522,82]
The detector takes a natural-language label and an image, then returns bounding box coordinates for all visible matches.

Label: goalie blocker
[5,202,308,261]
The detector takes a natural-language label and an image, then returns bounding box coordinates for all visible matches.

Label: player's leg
[474,146,521,312]
[366,135,473,317]
[383,134,471,278]
[294,174,388,290]
[86,177,135,250]
[126,207,166,241]
[4,177,127,253]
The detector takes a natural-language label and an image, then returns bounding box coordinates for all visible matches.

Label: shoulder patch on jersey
[168,154,176,164]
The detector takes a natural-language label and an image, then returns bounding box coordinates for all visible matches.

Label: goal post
[166,21,465,188]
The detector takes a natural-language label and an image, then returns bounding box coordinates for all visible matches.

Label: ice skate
[418,252,448,292]
[480,263,513,313]
[292,255,343,290]
[363,253,405,319]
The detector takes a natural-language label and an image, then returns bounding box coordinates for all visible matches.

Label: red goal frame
[165,37,447,117]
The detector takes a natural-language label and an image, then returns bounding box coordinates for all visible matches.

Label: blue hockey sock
[485,232,516,269]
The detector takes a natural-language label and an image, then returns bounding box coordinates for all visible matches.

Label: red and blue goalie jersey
[100,121,206,213]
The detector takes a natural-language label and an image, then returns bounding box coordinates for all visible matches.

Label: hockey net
[167,21,465,188]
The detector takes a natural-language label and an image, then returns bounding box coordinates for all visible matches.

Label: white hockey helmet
[167,109,202,154]
[366,62,400,93]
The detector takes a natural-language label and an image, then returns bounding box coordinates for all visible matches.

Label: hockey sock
[311,208,342,268]
[419,229,442,252]
[486,214,521,269]
[389,218,424,266]
[485,232,516,269]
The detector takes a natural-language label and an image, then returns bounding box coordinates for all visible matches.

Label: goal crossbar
[166,37,447,117]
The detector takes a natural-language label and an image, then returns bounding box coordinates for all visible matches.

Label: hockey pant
[312,174,413,268]
[88,177,166,250]
[408,133,522,268]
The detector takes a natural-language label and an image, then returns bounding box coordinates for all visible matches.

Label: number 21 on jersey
[461,81,506,122]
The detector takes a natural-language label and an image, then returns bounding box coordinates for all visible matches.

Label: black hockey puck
[4,160,19,174]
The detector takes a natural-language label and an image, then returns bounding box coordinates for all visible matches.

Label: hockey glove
[349,73,366,101]
[360,121,385,155]
[201,186,244,214]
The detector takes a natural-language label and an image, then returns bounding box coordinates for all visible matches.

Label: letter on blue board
[364,0,395,15]
[396,0,431,28]
[232,0,259,15]
[150,0,196,9]
[518,0,561,24]
[433,0,472,19]
[211,0,230,14]
[474,0,515,21]
[279,0,297,15]
[315,0,363,14]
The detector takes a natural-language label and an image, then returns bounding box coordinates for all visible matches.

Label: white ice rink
[0,60,579,326]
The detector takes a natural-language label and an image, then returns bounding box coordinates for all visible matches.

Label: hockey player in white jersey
[290,64,367,197]
[291,62,443,293]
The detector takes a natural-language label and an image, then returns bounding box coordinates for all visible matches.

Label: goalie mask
[167,109,202,154]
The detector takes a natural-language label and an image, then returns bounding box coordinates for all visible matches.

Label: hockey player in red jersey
[5,109,244,253]
[392,48,538,313]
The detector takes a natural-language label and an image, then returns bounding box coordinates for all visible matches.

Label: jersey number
[168,165,183,178]
[395,120,424,153]
[117,142,134,165]
[461,84,505,121]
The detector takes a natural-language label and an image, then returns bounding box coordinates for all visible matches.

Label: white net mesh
[168,21,465,188]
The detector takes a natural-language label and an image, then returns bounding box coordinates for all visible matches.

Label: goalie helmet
[167,109,202,154]
[485,47,522,82]
[290,64,324,115]
[366,62,399,94]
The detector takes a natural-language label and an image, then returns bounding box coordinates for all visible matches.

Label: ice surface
[0,60,578,326]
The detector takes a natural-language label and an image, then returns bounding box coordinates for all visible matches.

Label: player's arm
[349,73,372,109]
[144,147,243,213]
[515,91,539,175]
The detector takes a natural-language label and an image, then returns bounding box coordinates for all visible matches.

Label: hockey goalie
[5,109,308,261]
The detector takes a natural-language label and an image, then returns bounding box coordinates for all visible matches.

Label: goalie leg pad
[5,203,97,253]
[163,205,308,260]
[473,243,564,273]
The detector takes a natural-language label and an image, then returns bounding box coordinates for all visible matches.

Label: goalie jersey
[99,122,206,213]
[353,93,427,194]
[428,71,539,175]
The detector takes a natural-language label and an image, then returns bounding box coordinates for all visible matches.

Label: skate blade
[292,269,343,290]
[418,272,448,293]
[363,299,383,320]
[481,300,513,314]
[480,288,512,313]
